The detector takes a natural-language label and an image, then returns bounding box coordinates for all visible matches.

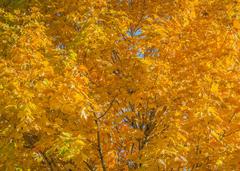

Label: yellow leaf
[211,82,219,94]
[233,20,240,29]
[211,131,220,141]
[216,159,223,166]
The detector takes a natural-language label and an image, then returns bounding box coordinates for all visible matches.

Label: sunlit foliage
[1,0,240,170]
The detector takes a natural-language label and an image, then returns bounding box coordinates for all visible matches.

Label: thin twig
[97,96,117,119]
[40,151,54,171]
[84,160,95,171]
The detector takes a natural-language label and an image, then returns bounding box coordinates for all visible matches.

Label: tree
[1,0,240,170]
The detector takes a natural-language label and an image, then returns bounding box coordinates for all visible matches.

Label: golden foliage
[1,0,240,170]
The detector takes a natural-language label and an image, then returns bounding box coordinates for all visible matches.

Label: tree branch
[97,96,116,120]
[40,151,54,171]
[92,96,117,171]
[84,160,95,171]
[95,119,107,171]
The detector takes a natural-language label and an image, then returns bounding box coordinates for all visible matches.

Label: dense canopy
[1,0,240,170]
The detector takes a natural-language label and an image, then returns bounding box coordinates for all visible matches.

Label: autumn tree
[1,0,240,170]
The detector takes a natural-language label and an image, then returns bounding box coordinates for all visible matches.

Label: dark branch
[97,96,117,120]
